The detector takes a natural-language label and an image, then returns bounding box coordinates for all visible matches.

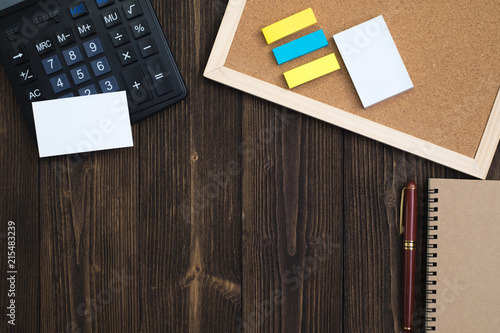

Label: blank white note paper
[32,91,134,158]
[333,15,414,108]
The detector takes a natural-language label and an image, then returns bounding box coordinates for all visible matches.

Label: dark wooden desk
[1,1,499,332]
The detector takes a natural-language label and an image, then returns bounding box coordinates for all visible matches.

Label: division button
[109,27,129,47]
[75,19,96,39]
[117,45,137,66]
[55,27,76,47]
[122,65,153,104]
[123,1,142,20]
[69,2,89,19]
[146,58,173,96]
[18,66,37,84]
[137,38,158,58]
[26,86,44,102]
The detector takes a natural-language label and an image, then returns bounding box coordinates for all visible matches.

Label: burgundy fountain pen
[400,181,417,332]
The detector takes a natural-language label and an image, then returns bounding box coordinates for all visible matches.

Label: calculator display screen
[0,0,25,12]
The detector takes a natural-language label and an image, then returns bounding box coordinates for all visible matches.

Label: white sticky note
[333,15,413,108]
[32,92,134,158]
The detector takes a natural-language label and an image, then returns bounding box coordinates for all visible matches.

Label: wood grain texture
[0,0,500,332]
[241,101,344,332]
[0,66,39,333]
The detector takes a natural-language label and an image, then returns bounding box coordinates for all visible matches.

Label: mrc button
[69,2,89,19]
[34,37,55,55]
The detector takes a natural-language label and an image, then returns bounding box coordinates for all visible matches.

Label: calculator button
[123,1,142,20]
[42,55,63,75]
[78,84,98,96]
[102,9,122,28]
[99,76,120,93]
[91,57,112,77]
[10,46,29,66]
[117,45,137,66]
[50,74,71,94]
[63,46,84,66]
[122,65,153,104]
[109,27,129,47]
[18,66,37,84]
[55,28,76,47]
[69,2,89,19]
[59,93,75,99]
[130,19,150,39]
[146,59,174,96]
[70,65,92,85]
[95,0,114,8]
[76,19,97,39]
[26,86,44,102]
[138,39,158,58]
[83,38,104,58]
[34,37,55,55]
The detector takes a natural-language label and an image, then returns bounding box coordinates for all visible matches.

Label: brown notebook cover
[426,179,500,332]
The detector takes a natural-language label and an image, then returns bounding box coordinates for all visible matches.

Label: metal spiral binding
[426,188,439,331]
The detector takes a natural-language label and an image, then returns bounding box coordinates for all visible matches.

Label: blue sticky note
[272,30,329,65]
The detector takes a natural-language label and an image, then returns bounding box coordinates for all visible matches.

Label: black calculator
[0,0,187,137]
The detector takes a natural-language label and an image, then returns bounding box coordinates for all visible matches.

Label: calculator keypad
[2,0,186,136]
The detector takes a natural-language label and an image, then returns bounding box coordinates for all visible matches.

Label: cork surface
[225,0,500,158]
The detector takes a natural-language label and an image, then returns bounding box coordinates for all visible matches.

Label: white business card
[32,91,134,158]
[333,15,414,108]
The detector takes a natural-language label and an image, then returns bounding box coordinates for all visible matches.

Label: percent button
[130,19,150,39]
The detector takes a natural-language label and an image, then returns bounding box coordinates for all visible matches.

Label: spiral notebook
[426,179,500,332]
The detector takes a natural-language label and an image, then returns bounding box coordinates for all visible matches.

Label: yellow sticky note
[262,8,317,44]
[283,53,340,89]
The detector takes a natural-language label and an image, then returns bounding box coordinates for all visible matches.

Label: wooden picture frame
[204,0,500,179]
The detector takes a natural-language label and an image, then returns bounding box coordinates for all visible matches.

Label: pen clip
[399,187,407,235]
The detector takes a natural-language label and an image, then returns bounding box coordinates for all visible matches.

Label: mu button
[122,65,152,105]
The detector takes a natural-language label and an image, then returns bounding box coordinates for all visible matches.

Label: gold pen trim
[403,327,412,330]
[399,187,407,235]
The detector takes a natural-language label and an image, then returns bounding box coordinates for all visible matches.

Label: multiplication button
[117,45,137,66]
[122,65,153,104]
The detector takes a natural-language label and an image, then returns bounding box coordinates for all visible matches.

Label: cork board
[205,0,500,178]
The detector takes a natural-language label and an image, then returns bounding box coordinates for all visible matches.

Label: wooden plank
[139,0,242,331]
[241,101,344,332]
[0,67,40,332]
[39,138,140,332]
[342,133,448,332]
